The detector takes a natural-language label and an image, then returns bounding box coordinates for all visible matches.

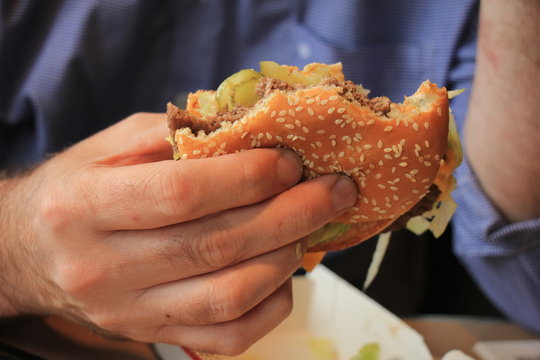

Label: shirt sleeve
[447,6,540,335]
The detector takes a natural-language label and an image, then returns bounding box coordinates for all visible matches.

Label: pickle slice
[259,61,309,86]
[215,69,262,111]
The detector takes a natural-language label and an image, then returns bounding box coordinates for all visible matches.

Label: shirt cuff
[452,155,540,257]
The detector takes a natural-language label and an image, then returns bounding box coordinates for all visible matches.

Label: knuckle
[53,258,108,299]
[153,169,194,219]
[277,288,294,320]
[217,329,251,356]
[88,310,123,332]
[208,281,246,322]
[37,188,71,234]
[194,220,241,269]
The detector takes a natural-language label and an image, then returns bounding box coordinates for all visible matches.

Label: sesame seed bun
[167,67,449,253]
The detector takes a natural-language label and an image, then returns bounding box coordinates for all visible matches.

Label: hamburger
[166,62,462,270]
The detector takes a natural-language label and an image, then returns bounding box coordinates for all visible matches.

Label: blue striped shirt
[1,0,538,334]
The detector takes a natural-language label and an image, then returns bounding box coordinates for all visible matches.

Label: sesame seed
[384,154,393,160]
[399,162,408,167]
[298,136,306,141]
[372,206,381,212]
[181,154,188,160]
[316,141,322,148]
[288,110,296,117]
[377,140,383,149]
[320,99,329,105]
[276,135,283,142]
[384,147,392,153]
[338,151,345,158]
[363,144,372,150]
[331,140,337,147]
[378,160,384,166]
[351,122,357,129]
[393,194,399,201]
[425,140,430,148]
[302,127,309,133]
[437,107,442,116]
[220,142,227,149]
[312,153,320,159]
[294,120,302,127]
[284,124,295,129]
[279,110,287,116]
[360,154,365,162]
[276,117,286,123]
[257,133,264,140]
[361,181,367,188]
[371,199,378,206]
[287,97,293,106]
[337,107,346,113]
[270,110,277,118]
[286,134,294,140]
[193,149,201,155]
[342,114,351,119]
[316,129,326,134]
[384,125,393,132]
[308,107,315,116]
[329,95,339,101]
[391,167,396,173]
[306,98,315,104]
[424,122,430,130]
[424,161,432,166]
[375,173,382,179]
[415,144,422,151]
[413,123,419,131]
[359,121,365,127]
[367,119,375,125]
[296,106,304,112]
[335,119,343,125]
[318,115,325,121]
[349,157,355,164]
[266,132,273,140]
[328,107,336,114]
[390,186,399,191]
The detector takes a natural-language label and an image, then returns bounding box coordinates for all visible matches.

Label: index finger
[84,148,303,230]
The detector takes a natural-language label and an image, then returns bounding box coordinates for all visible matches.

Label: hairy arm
[465,0,540,222]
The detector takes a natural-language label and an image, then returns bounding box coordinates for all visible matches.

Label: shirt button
[297,42,312,60]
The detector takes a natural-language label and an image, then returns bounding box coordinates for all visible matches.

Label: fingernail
[332,176,358,213]
[295,242,303,261]
[276,150,302,187]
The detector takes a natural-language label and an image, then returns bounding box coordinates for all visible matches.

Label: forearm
[465,0,540,222]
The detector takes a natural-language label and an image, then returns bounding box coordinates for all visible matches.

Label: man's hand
[0,113,357,355]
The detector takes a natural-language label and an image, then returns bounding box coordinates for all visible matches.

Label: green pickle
[215,69,262,111]
[260,60,309,86]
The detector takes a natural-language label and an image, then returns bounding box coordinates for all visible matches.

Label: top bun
[167,62,450,252]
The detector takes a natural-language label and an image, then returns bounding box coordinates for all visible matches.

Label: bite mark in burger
[166,61,462,268]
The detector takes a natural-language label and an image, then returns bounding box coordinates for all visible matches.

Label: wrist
[0,172,39,317]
